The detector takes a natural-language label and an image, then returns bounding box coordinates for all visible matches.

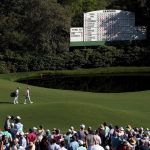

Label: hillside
[0,70,150,131]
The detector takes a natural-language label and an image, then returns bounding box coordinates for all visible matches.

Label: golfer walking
[24,87,33,104]
[14,87,20,104]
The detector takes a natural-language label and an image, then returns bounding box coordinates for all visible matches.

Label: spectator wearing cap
[14,116,23,134]
[4,115,11,131]
[18,131,27,149]
[129,137,136,150]
[70,126,77,135]
[118,127,125,137]
[32,127,38,134]
[126,125,132,133]
[77,124,86,144]
[77,140,87,150]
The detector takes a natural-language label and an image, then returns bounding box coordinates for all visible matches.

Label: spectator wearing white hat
[77,124,86,144]
[14,116,23,134]
[118,127,125,137]
[70,126,77,135]
[77,140,87,150]
[32,127,38,134]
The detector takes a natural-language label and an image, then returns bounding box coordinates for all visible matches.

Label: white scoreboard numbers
[70,10,147,43]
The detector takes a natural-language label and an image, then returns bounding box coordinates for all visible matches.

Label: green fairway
[0,68,150,132]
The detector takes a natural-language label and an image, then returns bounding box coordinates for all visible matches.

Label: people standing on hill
[24,87,33,104]
[13,87,20,104]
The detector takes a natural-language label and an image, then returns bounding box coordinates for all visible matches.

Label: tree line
[0,0,150,73]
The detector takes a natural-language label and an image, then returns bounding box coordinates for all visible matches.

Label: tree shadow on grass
[0,101,13,104]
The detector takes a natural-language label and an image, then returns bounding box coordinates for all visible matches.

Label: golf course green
[0,67,150,132]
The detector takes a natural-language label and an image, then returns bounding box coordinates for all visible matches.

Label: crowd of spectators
[0,115,149,150]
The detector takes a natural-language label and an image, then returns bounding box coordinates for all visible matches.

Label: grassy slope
[0,67,150,132]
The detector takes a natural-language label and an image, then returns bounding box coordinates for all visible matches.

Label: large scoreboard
[84,10,146,41]
[70,10,147,43]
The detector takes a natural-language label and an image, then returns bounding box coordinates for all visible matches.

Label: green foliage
[70,0,110,26]
[0,61,8,73]
[0,0,70,54]
[0,0,150,72]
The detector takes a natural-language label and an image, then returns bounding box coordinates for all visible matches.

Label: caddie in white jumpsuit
[24,87,33,104]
